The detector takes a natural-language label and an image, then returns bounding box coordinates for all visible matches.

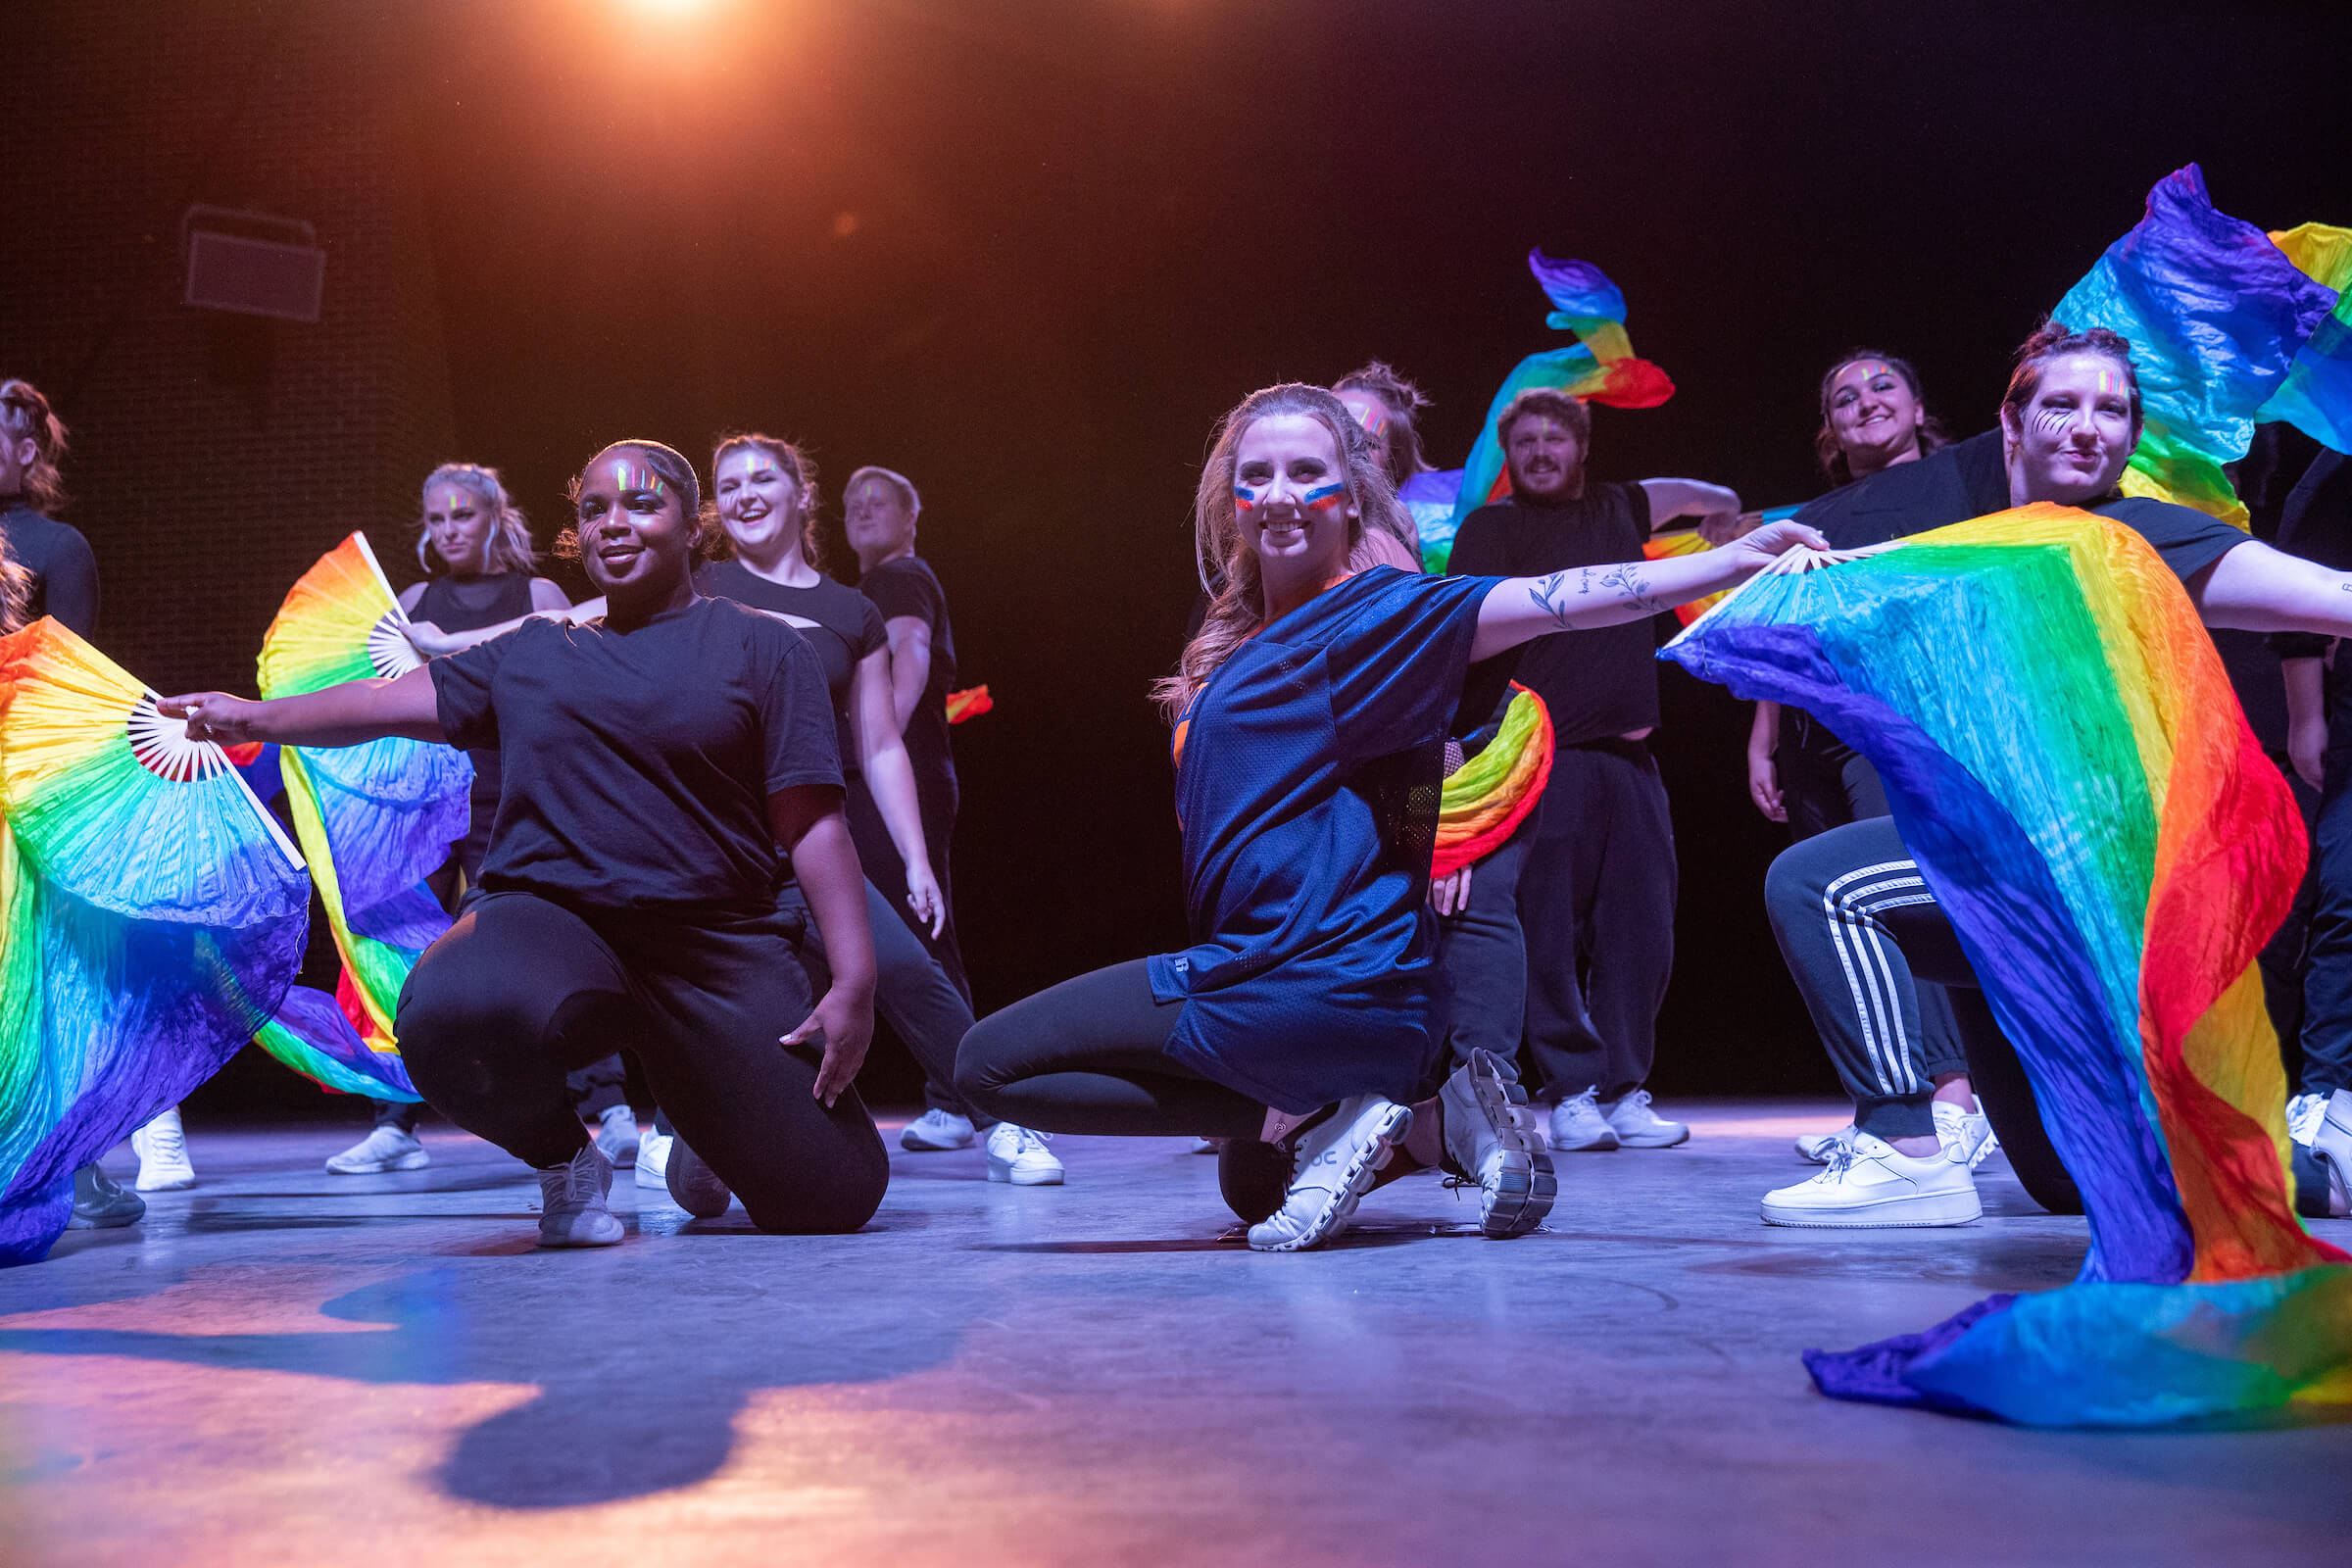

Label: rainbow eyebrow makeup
[1302,483,1347,510]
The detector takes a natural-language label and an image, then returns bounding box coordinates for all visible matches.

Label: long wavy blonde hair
[1152,383,1408,723]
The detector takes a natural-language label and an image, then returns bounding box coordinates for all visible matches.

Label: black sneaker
[68,1162,145,1229]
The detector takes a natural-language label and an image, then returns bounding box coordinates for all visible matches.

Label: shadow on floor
[0,1261,963,1508]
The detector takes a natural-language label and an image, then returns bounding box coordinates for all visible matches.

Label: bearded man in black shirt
[1446,388,1741,1153]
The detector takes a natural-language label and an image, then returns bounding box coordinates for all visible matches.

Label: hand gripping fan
[253,533,469,1101]
[0,618,310,1264]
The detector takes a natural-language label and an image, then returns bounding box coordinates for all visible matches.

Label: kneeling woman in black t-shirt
[163,440,887,1248]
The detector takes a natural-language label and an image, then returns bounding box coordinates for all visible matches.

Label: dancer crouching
[163,440,888,1247]
[955,384,1828,1251]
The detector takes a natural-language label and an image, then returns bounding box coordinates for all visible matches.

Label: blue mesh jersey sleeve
[426,620,524,752]
[1325,568,1505,760]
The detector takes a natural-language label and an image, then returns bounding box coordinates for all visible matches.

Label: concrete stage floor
[3,1102,2348,1566]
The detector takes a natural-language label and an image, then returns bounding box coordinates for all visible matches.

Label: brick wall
[0,2,454,693]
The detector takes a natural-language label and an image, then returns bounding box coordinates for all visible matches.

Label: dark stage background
[5,1,2349,1115]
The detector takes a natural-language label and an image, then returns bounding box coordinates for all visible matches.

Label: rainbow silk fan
[254,533,470,1102]
[0,618,311,1265]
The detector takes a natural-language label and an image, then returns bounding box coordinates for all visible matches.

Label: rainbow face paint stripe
[1352,402,1390,438]
[608,459,666,499]
[1303,483,1346,511]
[1233,483,1260,513]
[1666,505,2351,1428]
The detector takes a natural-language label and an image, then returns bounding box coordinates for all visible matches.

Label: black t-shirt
[858,555,959,795]
[1793,429,2011,551]
[1446,482,1657,747]
[416,572,540,805]
[694,560,886,769]
[1784,441,2249,760]
[2270,450,2352,680]
[428,596,841,914]
[0,506,98,636]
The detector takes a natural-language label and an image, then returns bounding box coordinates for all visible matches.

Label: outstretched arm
[1469,519,1829,662]
[2194,541,2352,638]
[771,784,877,1106]
[406,589,597,657]
[1640,477,1743,541]
[159,665,445,748]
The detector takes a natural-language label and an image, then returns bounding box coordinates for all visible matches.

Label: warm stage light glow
[622,0,721,18]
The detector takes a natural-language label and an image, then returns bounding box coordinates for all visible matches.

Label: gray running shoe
[1442,1048,1555,1238]
[537,1143,623,1248]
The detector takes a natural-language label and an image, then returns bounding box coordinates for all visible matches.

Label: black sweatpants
[376,807,634,1133]
[398,891,889,1234]
[1520,739,1676,1104]
[955,958,1267,1138]
[1766,817,2080,1212]
[1778,709,1967,1083]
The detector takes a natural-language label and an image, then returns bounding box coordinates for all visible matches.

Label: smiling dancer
[1758,324,2352,1227]
[698,435,1062,1185]
[955,383,1827,1250]
[324,465,620,1178]
[1739,355,1996,1177]
[163,440,889,1248]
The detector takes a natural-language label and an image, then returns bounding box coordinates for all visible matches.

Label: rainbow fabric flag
[0,620,309,1263]
[2262,220,2352,456]
[1423,251,1675,573]
[1434,684,1551,879]
[254,534,469,1102]
[1664,507,2352,1426]
[2052,165,2344,528]
[945,685,993,724]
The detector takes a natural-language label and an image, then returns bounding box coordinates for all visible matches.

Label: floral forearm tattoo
[1529,564,1667,630]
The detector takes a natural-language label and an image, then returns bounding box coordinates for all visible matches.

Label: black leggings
[955,959,1267,1138]
[398,891,889,1234]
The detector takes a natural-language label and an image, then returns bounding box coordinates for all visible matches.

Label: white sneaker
[635,1128,673,1190]
[1602,1089,1688,1149]
[1795,1124,1856,1164]
[130,1105,196,1191]
[1547,1089,1621,1152]
[1760,1132,1981,1227]
[2289,1092,2329,1149]
[537,1143,624,1247]
[1935,1100,1998,1170]
[1441,1049,1554,1238]
[325,1124,430,1175]
[2311,1089,2352,1220]
[665,1138,733,1218]
[1247,1096,1412,1252]
[593,1104,641,1169]
[985,1123,1065,1186]
[902,1108,976,1151]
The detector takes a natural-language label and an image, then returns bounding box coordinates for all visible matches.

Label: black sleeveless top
[416,572,541,807]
